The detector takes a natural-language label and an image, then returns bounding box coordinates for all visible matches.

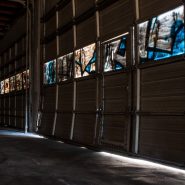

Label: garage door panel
[58,83,73,111]
[73,114,96,145]
[139,114,185,164]
[16,110,23,117]
[140,116,185,131]
[76,79,96,89]
[58,102,73,112]
[104,73,128,87]
[45,39,57,62]
[76,79,96,112]
[140,130,185,150]
[75,0,95,17]
[4,97,9,110]
[58,1,73,28]
[10,96,15,111]
[141,62,185,83]
[4,116,9,125]
[76,15,96,48]
[43,87,56,112]
[100,0,133,41]
[55,113,72,140]
[59,29,74,56]
[104,99,128,112]
[101,71,130,151]
[16,95,23,110]
[139,145,185,164]
[77,90,96,100]
[76,101,96,112]
[141,77,185,97]
[139,0,182,20]
[104,85,127,99]
[45,15,56,37]
[9,116,15,127]
[141,95,185,112]
[102,115,129,145]
[39,112,54,135]
[104,73,128,113]
[16,117,24,129]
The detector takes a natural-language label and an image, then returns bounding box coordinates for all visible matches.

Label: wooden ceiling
[0,0,26,40]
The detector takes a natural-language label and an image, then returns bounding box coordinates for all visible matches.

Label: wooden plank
[139,116,185,164]
[45,15,56,37]
[58,83,73,111]
[102,115,129,146]
[76,15,96,48]
[139,0,182,20]
[75,0,95,17]
[76,79,96,112]
[73,113,96,145]
[55,113,72,139]
[58,1,73,28]
[100,0,133,41]
[104,73,128,112]
[39,112,55,135]
[59,28,74,56]
[43,86,56,112]
[45,38,57,62]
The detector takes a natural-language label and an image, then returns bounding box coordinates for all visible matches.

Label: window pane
[139,5,185,63]
[43,60,56,85]
[16,73,23,91]
[1,81,4,94]
[75,43,96,78]
[10,76,16,92]
[103,35,127,72]
[4,78,10,94]
[57,53,73,82]
[23,70,29,89]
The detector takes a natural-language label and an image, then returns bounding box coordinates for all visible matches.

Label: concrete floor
[0,130,185,185]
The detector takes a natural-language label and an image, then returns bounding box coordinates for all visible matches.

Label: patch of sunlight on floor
[100,152,185,174]
[0,130,44,139]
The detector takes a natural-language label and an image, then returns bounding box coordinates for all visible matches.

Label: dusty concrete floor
[0,130,185,185]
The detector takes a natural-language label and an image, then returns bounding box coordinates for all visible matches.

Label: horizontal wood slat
[55,113,72,140]
[75,0,95,17]
[73,113,96,145]
[139,0,182,20]
[100,0,133,41]
[76,15,96,48]
[58,1,73,28]
[139,116,185,164]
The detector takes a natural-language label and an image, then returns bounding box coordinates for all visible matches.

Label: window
[10,76,16,92]
[43,60,56,85]
[57,53,73,82]
[138,5,185,63]
[4,78,10,94]
[16,73,23,91]
[103,35,127,72]
[75,43,96,78]
[23,70,29,89]
[0,81,4,94]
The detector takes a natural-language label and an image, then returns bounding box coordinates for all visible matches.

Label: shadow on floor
[0,130,185,185]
